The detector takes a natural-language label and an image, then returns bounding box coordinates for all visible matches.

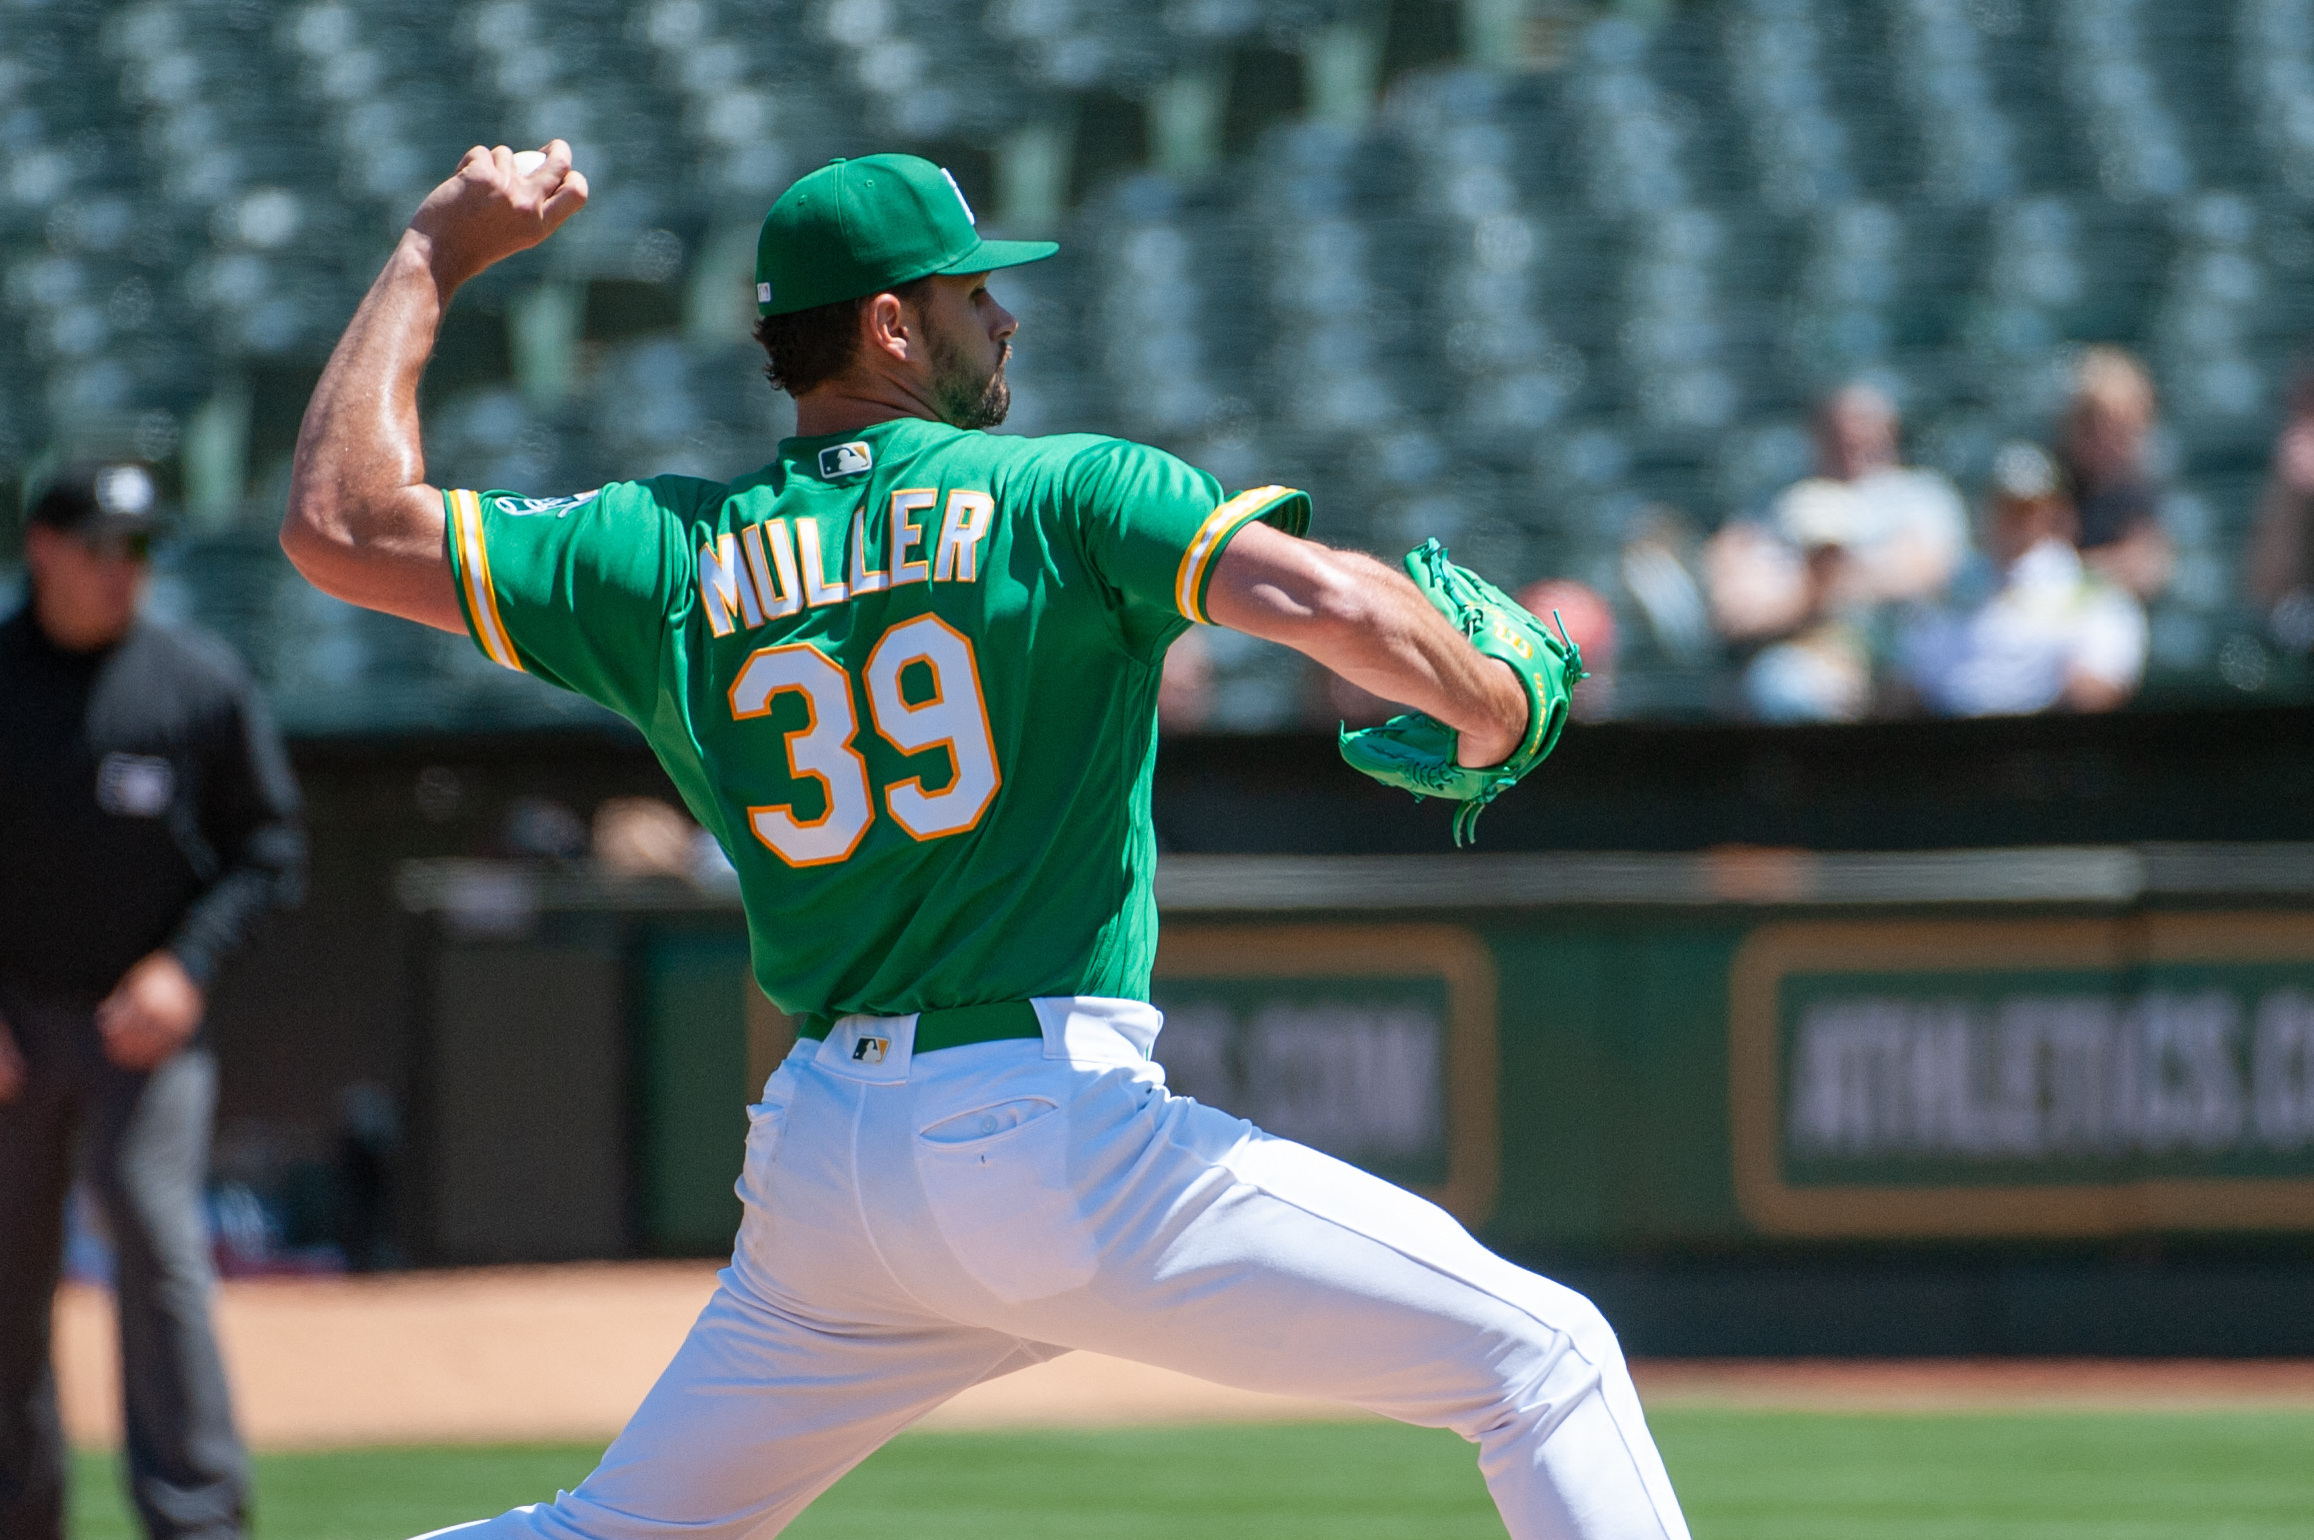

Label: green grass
[69,1443,595,1540]
[1651,1409,2314,1540]
[69,1408,2314,1539]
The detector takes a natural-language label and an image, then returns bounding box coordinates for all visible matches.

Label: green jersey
[445,417,1307,1019]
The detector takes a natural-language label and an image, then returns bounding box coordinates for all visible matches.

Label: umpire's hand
[408,139,589,289]
[96,951,205,1073]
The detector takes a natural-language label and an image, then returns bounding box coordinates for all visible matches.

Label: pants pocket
[914,1095,1098,1304]
[921,1096,1056,1145]
[736,1074,794,1209]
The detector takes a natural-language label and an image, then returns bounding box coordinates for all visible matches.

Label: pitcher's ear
[863,291,913,362]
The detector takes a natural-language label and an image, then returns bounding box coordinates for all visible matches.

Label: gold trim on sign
[1155,923,1500,1226]
[1728,913,2314,1238]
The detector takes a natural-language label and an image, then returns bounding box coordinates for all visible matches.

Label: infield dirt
[51,1262,2314,1450]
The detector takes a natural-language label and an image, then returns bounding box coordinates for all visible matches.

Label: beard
[929,331,1010,430]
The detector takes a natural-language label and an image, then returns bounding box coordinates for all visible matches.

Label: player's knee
[1553,1285,1624,1362]
[1504,1282,1624,1376]
[1474,1293,1625,1436]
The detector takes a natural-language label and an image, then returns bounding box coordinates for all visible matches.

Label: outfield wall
[390,844,2314,1354]
[193,711,2314,1352]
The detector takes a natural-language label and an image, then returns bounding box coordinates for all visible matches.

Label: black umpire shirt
[0,606,305,1001]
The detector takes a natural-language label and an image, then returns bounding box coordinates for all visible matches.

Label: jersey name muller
[698,488,996,638]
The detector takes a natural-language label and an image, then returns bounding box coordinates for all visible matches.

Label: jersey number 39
[727,614,1001,867]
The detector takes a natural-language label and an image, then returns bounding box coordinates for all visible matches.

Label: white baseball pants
[419,997,1689,1540]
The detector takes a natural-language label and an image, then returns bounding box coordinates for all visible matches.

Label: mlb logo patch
[819,441,873,479]
[852,1035,891,1064]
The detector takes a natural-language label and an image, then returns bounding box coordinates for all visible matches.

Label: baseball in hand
[512,149,548,176]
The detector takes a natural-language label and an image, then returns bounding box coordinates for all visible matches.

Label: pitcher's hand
[408,140,589,290]
[0,1016,23,1103]
[96,952,206,1073]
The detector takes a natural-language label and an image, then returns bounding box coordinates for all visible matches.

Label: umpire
[0,463,304,1539]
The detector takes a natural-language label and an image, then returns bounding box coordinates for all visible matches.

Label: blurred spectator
[593,797,699,877]
[1516,579,1619,720]
[1902,443,2147,717]
[2058,346,2172,601]
[593,796,734,886]
[1704,518,1812,646]
[1158,626,1215,730]
[1767,383,1970,606]
[1705,522,1872,722]
[1703,383,1967,723]
[1617,507,1712,665]
[2243,373,2314,655]
[1735,543,1873,724]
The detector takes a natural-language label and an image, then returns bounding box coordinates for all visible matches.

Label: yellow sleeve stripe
[448,489,523,673]
[1174,485,1295,625]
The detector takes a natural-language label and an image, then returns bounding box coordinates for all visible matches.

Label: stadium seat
[8,0,2311,727]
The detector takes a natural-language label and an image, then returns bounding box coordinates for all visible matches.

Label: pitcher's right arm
[281,143,587,631]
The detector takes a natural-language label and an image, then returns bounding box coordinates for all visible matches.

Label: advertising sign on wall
[1152,924,1499,1224]
[1731,915,2314,1235]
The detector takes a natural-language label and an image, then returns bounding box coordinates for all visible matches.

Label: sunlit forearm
[282,141,587,632]
[281,231,462,629]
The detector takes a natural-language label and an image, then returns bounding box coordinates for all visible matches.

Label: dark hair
[754,276,935,398]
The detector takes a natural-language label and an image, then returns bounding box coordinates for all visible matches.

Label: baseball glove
[1338,539,1587,846]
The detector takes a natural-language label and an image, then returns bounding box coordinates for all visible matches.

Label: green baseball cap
[755,154,1058,316]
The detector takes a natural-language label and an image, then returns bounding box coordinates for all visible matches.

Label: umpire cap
[755,154,1057,316]
[29,461,164,539]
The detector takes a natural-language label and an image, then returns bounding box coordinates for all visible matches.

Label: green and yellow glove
[1337,539,1587,846]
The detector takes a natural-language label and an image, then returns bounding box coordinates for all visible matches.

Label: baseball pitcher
[283,142,1686,1540]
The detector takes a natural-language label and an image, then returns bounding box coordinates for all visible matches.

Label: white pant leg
[421,1003,1688,1540]
[855,1011,1689,1540]
[413,1275,1043,1540]
[1059,1137,1689,1540]
[414,1045,1052,1540]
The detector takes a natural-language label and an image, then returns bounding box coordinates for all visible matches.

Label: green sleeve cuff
[443,488,526,672]
[1174,485,1312,625]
